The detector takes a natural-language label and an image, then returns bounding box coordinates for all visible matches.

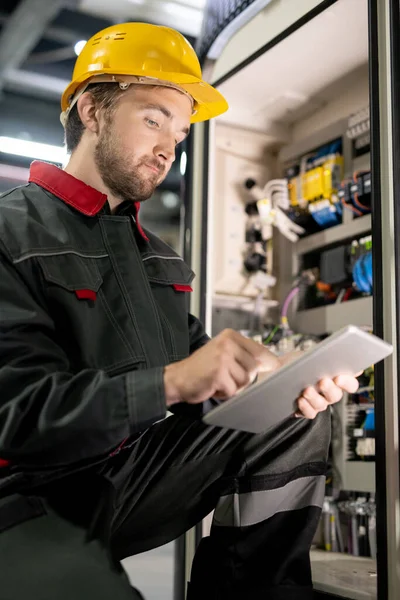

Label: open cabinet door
[175,119,211,600]
[369,0,400,598]
[178,1,400,599]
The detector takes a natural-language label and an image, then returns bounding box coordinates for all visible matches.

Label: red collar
[29,161,148,241]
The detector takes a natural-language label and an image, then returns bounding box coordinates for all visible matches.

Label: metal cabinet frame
[174,1,400,598]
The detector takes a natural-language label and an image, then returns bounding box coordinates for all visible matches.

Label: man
[0,23,358,599]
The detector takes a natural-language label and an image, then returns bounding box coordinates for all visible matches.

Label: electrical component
[356,438,375,458]
[338,171,371,216]
[346,376,375,463]
[336,494,376,558]
[284,139,344,235]
[244,178,305,242]
[243,242,267,274]
[299,234,373,310]
[320,245,350,285]
[262,324,320,356]
[261,271,319,355]
[309,198,342,229]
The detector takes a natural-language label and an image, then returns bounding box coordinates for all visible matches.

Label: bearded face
[94,86,192,204]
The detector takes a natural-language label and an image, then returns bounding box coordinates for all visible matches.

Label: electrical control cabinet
[185,1,400,599]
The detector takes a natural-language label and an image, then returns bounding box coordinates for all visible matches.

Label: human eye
[145,117,160,128]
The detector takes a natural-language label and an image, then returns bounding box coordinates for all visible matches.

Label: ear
[76,92,100,135]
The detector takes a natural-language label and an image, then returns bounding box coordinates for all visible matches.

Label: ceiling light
[74,40,87,56]
[180,151,187,176]
[162,192,179,209]
[0,136,68,164]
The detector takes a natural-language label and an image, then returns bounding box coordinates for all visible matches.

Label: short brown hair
[64,83,125,153]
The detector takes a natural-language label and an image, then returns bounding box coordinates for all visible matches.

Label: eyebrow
[140,103,190,137]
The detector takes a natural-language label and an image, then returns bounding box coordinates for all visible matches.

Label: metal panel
[295,215,372,256]
[211,0,337,86]
[311,551,376,600]
[189,121,207,322]
[196,0,273,61]
[293,297,373,336]
[342,463,375,494]
[279,118,348,164]
[175,121,209,600]
[368,0,400,598]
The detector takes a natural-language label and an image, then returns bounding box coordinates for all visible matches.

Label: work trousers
[0,411,330,600]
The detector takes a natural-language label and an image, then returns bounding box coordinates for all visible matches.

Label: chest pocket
[37,253,145,374]
[143,255,195,361]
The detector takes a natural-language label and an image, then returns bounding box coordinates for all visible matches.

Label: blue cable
[364,408,375,432]
[353,251,373,294]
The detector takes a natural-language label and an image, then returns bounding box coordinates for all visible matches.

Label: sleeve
[188,312,211,353]
[0,247,166,467]
[168,312,217,417]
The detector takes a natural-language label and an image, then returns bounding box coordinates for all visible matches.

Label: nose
[154,133,176,164]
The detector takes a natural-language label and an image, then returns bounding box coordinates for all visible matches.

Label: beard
[94,121,165,203]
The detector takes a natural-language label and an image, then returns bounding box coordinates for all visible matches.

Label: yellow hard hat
[61,22,228,125]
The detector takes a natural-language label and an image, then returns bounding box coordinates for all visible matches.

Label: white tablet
[203,325,393,433]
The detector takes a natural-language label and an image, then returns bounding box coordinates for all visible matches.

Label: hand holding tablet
[203,326,393,433]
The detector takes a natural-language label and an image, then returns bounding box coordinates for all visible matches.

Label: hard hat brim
[61,70,228,123]
[180,81,229,123]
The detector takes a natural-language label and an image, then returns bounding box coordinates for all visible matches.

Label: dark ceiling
[0,0,197,200]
